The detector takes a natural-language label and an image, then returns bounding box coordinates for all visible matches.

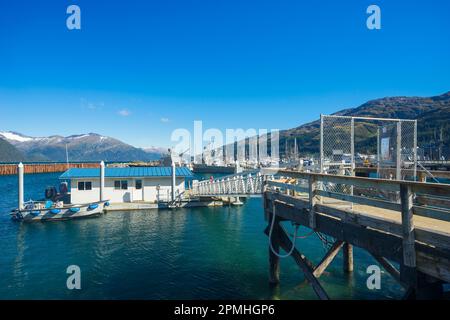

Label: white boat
[11,200,110,222]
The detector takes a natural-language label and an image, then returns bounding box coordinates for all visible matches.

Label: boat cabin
[59,167,193,204]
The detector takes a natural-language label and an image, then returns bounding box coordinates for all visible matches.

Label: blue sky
[1,0,450,147]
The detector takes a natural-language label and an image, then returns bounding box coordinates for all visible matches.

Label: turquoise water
[0,173,405,300]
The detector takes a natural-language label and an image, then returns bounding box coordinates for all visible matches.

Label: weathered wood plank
[315,203,403,236]
[416,250,450,284]
[413,206,450,223]
[267,181,309,194]
[266,192,309,210]
[412,184,450,198]
[316,189,401,212]
[416,195,450,208]
[313,241,344,278]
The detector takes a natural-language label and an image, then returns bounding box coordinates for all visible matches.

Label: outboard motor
[45,186,58,200]
[59,182,68,194]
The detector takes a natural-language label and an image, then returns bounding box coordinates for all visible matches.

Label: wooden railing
[267,170,450,218]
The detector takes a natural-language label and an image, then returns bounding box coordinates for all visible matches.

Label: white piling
[18,162,24,210]
[171,160,176,202]
[100,161,105,201]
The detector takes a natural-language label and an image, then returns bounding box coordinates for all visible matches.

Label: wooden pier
[264,170,450,300]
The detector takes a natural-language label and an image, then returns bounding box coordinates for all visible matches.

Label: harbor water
[0,172,404,300]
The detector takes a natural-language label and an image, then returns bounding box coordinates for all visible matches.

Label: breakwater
[0,162,99,175]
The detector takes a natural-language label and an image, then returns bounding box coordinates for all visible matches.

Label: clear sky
[1,0,450,148]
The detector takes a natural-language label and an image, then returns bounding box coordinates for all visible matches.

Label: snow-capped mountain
[0,131,164,162]
[143,146,169,155]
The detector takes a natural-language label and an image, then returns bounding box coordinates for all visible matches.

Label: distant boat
[10,200,110,222]
[192,163,236,174]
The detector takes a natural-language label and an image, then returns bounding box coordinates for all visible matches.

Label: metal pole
[350,117,355,175]
[397,122,402,180]
[414,120,418,181]
[350,117,355,210]
[171,160,176,202]
[18,162,24,210]
[377,127,381,178]
[320,114,324,174]
[100,161,105,201]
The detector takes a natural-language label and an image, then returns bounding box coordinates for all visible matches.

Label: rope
[292,230,315,239]
[418,161,440,183]
[269,204,299,259]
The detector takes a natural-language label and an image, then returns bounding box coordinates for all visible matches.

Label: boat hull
[11,201,109,222]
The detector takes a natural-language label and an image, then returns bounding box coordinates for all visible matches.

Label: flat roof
[59,167,193,179]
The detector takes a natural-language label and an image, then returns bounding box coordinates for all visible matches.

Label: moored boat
[11,200,110,222]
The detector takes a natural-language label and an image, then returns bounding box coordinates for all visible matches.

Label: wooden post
[309,176,318,229]
[419,172,427,183]
[343,243,354,273]
[269,203,281,285]
[313,241,344,278]
[400,183,417,287]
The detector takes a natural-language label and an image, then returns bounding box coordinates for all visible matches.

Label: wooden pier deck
[264,170,450,300]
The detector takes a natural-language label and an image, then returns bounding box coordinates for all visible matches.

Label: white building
[59,166,193,204]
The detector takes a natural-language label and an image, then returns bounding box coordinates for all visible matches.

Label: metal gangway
[189,170,274,198]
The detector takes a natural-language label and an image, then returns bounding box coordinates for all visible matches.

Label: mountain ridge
[0,132,165,162]
[0,137,26,162]
[280,91,450,156]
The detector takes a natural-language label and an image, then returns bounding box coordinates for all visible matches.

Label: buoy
[69,207,80,213]
[88,203,99,210]
[50,209,61,214]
